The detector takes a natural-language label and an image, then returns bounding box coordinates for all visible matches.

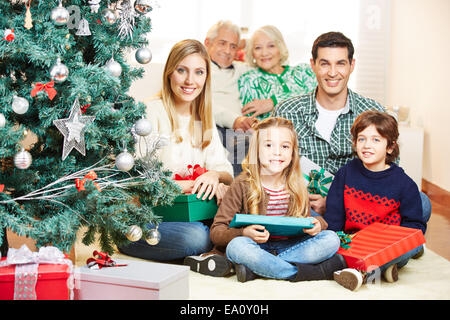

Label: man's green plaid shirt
[273,88,385,175]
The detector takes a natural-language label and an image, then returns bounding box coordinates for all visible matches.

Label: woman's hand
[303,218,322,236]
[191,170,220,201]
[174,180,195,194]
[242,224,270,243]
[241,99,274,117]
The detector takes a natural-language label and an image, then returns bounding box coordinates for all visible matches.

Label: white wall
[387,0,450,191]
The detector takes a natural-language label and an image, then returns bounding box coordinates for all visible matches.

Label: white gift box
[74,259,189,300]
[300,156,334,196]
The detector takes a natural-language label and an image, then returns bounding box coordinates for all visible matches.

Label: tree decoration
[76,18,91,36]
[135,47,152,64]
[101,7,118,26]
[3,29,15,42]
[0,113,5,128]
[104,57,122,77]
[117,0,137,40]
[145,227,160,245]
[51,1,70,26]
[14,148,32,170]
[134,0,153,15]
[12,95,30,115]
[24,0,33,30]
[126,225,143,242]
[53,98,95,160]
[0,0,179,257]
[115,148,135,172]
[88,0,101,13]
[49,58,69,83]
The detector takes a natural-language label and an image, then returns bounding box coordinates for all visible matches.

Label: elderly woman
[238,25,317,120]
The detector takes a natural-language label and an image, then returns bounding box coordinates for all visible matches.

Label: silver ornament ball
[134,119,152,136]
[12,95,29,114]
[14,149,32,170]
[50,58,69,83]
[126,225,143,242]
[134,0,153,14]
[0,113,5,128]
[145,228,161,246]
[115,150,135,172]
[101,8,118,25]
[135,47,152,64]
[51,2,70,26]
[105,58,122,77]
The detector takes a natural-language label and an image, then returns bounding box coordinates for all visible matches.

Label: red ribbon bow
[174,164,208,181]
[86,251,127,269]
[0,184,4,193]
[75,170,101,192]
[81,103,91,114]
[31,80,57,100]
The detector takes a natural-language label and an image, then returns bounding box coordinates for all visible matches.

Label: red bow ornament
[86,251,127,269]
[174,164,208,181]
[0,184,4,193]
[31,80,57,100]
[75,170,101,192]
[3,29,14,42]
[81,103,91,114]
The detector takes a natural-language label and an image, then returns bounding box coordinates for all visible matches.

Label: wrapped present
[0,245,73,300]
[300,156,334,197]
[153,193,218,222]
[337,223,426,271]
[229,214,314,236]
[154,164,218,222]
[74,258,189,300]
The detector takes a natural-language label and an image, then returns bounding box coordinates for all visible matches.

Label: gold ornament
[126,225,143,242]
[24,0,33,30]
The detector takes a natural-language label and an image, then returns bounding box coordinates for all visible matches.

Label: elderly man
[204,20,255,176]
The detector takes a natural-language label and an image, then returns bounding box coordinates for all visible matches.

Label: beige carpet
[73,229,450,300]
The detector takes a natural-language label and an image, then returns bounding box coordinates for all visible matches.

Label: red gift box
[337,223,425,271]
[0,257,71,300]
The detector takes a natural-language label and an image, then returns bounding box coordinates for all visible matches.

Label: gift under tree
[0,0,179,256]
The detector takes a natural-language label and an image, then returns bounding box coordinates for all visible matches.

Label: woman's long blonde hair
[160,39,213,149]
[242,117,309,217]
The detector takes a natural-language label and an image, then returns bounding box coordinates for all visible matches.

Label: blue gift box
[229,214,314,236]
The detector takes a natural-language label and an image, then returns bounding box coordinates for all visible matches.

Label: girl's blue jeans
[225,230,340,280]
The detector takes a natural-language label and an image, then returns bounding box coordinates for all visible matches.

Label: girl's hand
[241,99,274,117]
[192,170,220,201]
[215,183,230,206]
[243,224,270,243]
[303,218,321,236]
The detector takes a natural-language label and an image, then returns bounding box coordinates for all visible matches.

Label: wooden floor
[425,197,450,261]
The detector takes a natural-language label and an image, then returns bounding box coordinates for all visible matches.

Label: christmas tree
[0,0,179,256]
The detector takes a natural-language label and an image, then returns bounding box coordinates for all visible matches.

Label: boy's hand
[309,194,327,215]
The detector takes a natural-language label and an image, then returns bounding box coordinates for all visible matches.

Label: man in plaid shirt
[273,32,385,214]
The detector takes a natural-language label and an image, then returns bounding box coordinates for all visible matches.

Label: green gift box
[153,194,218,222]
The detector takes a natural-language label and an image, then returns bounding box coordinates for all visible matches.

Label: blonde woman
[209,117,344,282]
[119,40,233,262]
[238,25,317,120]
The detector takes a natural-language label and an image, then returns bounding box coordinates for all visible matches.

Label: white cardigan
[136,98,233,178]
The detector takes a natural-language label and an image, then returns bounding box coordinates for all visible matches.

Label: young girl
[324,110,428,290]
[209,117,345,282]
[119,39,233,262]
